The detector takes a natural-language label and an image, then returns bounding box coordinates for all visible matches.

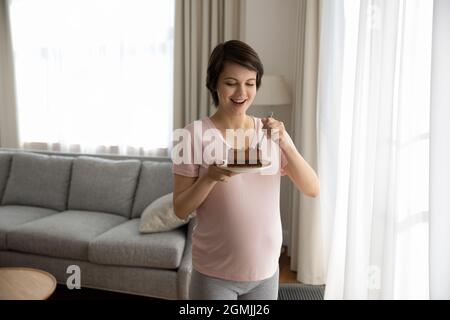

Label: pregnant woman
[172,40,320,300]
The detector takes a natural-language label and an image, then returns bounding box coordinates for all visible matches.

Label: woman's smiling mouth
[231,98,247,105]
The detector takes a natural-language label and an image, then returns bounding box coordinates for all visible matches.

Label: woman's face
[216,62,257,116]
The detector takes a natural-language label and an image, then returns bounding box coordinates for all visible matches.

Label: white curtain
[318,0,433,299]
[0,0,19,148]
[429,0,450,300]
[7,0,174,156]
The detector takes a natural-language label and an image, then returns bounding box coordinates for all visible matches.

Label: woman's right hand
[205,164,237,183]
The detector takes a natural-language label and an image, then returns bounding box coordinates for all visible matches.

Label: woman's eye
[225,83,235,86]
[246,83,255,86]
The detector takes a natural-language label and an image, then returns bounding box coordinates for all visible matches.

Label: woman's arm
[282,140,320,198]
[173,165,237,220]
[173,174,216,220]
[262,117,320,198]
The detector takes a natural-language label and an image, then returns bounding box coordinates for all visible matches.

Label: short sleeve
[172,163,199,177]
[172,122,200,178]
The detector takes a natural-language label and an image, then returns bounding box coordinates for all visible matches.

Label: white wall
[242,0,299,246]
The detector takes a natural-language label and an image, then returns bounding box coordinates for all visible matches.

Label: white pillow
[139,193,195,233]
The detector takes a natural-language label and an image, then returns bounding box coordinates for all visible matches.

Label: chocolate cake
[227,148,262,167]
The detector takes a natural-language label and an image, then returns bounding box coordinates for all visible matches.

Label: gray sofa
[0,148,194,300]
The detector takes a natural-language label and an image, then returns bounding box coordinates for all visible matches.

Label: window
[8,0,174,156]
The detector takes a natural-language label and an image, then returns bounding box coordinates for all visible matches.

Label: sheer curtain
[319,0,433,299]
[429,0,450,300]
[7,0,174,156]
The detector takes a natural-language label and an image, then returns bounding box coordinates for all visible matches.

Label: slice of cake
[227,148,262,167]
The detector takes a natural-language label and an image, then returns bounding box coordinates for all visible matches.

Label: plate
[217,160,272,173]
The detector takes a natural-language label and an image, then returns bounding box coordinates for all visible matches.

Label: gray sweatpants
[189,268,279,300]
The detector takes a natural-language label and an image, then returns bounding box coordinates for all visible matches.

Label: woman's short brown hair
[206,40,264,107]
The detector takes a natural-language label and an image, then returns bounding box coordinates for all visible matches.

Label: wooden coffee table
[0,267,57,300]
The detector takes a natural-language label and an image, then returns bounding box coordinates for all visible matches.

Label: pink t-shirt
[172,116,288,281]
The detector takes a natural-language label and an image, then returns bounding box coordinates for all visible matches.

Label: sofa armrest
[177,217,196,300]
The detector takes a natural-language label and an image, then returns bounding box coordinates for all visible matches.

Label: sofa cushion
[0,205,58,250]
[0,152,12,203]
[1,152,73,211]
[139,193,195,233]
[7,210,127,260]
[89,219,186,269]
[68,156,141,218]
[131,161,173,218]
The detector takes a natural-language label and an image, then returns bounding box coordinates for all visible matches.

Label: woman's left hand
[261,116,291,150]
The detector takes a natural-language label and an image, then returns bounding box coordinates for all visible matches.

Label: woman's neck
[210,109,251,130]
